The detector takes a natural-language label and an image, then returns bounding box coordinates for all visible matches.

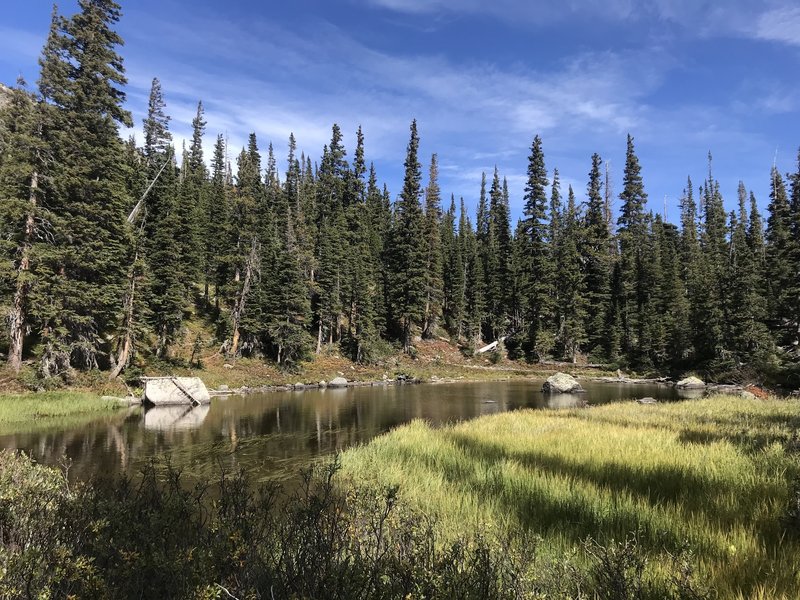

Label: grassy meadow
[0,391,125,436]
[341,395,800,599]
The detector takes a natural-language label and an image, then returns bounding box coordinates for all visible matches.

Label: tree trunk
[8,171,38,373]
[110,246,140,379]
[230,238,258,357]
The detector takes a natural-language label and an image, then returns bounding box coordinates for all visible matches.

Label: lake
[1,379,687,482]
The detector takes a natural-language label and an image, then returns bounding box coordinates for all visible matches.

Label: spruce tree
[785,150,800,351]
[583,154,612,356]
[460,198,484,345]
[36,0,134,374]
[616,135,648,364]
[421,154,444,338]
[554,186,587,362]
[0,81,48,372]
[388,120,427,352]
[314,126,349,351]
[209,135,231,310]
[441,196,464,337]
[726,182,771,362]
[695,157,728,364]
[521,135,550,359]
[765,166,793,346]
[483,168,512,341]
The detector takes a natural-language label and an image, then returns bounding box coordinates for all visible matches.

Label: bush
[0,452,713,599]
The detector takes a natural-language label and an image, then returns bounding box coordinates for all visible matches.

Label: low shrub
[0,452,715,599]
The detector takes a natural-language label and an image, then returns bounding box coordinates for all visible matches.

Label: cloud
[754,6,800,46]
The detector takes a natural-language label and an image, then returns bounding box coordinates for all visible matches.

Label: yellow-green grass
[0,392,124,436]
[341,395,800,598]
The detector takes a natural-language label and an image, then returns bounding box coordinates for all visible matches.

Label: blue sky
[2,0,800,222]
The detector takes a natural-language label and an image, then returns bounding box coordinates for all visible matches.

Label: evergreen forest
[2,0,800,387]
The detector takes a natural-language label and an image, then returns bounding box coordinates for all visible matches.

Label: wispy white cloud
[754,5,800,46]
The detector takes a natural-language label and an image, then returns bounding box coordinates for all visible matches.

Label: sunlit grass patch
[0,391,124,435]
[341,395,800,598]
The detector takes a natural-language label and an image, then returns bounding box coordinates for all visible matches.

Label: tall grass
[341,395,800,598]
[0,392,124,436]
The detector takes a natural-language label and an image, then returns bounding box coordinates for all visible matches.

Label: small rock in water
[319,380,327,388]
[329,376,348,387]
[542,372,584,394]
[218,384,229,391]
[294,382,305,389]
[636,397,658,404]
[676,376,705,388]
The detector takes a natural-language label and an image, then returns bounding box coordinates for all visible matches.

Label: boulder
[218,384,230,391]
[142,376,211,406]
[676,376,705,388]
[294,382,305,390]
[329,376,348,387]
[319,380,327,388]
[636,397,658,404]
[542,372,584,394]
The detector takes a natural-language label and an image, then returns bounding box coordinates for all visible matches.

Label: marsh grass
[341,395,800,598]
[0,392,123,436]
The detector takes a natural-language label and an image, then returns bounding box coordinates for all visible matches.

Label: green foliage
[342,395,800,599]
[0,451,720,600]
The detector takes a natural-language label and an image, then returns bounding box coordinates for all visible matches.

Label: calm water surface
[1,380,685,482]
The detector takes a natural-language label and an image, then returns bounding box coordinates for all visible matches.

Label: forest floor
[340,394,800,599]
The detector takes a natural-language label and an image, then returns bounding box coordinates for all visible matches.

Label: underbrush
[1,452,714,600]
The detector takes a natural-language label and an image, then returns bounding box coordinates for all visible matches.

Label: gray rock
[741,391,757,400]
[142,377,211,406]
[636,397,658,404]
[676,376,705,388]
[329,376,348,387]
[294,382,305,390]
[218,384,230,391]
[542,372,584,394]
[319,380,327,388]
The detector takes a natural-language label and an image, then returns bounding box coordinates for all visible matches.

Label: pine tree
[35,0,134,374]
[441,196,464,337]
[0,81,48,372]
[616,135,648,364]
[785,150,800,351]
[388,120,427,352]
[314,126,349,351]
[521,135,550,359]
[581,154,612,355]
[554,186,587,362]
[421,154,443,339]
[183,101,208,298]
[765,166,794,347]
[209,135,231,310]
[484,168,512,341]
[460,198,484,345]
[679,177,701,363]
[726,182,771,362]
[366,164,390,336]
[695,156,728,364]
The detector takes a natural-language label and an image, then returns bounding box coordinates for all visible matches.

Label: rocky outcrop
[328,376,348,388]
[542,372,584,394]
[676,376,705,389]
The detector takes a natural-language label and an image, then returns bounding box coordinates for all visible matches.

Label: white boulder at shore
[542,372,584,394]
[328,376,348,387]
[676,376,705,388]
